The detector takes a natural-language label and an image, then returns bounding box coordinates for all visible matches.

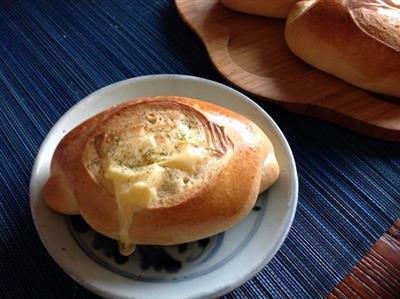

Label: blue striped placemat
[0,1,399,298]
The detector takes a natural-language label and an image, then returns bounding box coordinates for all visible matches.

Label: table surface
[0,1,399,298]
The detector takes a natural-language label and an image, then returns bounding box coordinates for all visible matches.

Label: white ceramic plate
[30,75,298,299]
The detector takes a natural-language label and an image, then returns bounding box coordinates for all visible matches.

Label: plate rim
[30,74,298,299]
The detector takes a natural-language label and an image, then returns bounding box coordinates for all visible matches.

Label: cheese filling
[104,164,162,255]
[85,106,230,256]
[104,146,205,255]
[100,112,213,255]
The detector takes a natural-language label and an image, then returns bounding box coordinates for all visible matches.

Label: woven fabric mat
[0,1,399,298]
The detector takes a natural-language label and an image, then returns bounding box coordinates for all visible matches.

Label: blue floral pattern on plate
[67,202,265,282]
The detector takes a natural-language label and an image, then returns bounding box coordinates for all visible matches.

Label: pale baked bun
[285,0,400,97]
[43,96,279,255]
[221,0,298,18]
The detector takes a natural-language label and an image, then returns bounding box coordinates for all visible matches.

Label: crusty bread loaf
[43,96,279,255]
[221,0,298,18]
[285,0,400,97]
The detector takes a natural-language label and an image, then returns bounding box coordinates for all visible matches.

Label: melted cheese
[116,181,157,255]
[177,123,191,136]
[105,164,163,255]
[105,163,165,189]
[162,146,205,173]
[104,146,207,255]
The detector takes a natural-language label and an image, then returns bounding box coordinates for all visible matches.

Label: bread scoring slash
[43,96,279,255]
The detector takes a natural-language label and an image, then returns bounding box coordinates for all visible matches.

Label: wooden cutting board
[175,0,400,142]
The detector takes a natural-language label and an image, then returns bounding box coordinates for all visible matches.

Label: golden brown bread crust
[221,0,298,18]
[127,140,262,244]
[43,96,279,246]
[285,0,400,97]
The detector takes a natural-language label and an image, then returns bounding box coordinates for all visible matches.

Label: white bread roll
[285,0,400,98]
[43,96,279,255]
[221,0,298,18]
